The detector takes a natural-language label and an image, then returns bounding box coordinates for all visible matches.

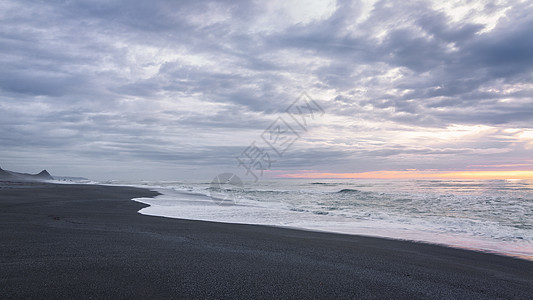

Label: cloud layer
[1,0,532,180]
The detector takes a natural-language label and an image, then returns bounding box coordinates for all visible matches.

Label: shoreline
[133,185,533,261]
[1,181,533,298]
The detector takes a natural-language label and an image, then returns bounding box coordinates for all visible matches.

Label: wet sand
[1,181,532,299]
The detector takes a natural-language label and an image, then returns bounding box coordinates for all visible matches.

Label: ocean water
[107,178,533,260]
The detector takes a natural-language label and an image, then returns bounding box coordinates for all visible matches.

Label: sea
[94,178,533,260]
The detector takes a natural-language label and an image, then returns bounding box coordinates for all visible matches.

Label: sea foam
[126,178,533,260]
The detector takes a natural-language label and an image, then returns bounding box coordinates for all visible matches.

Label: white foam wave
[132,181,533,261]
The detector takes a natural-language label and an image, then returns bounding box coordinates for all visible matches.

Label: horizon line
[276,170,533,180]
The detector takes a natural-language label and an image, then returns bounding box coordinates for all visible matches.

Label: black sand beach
[1,182,532,299]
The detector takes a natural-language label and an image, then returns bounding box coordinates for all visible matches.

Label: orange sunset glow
[279,170,533,180]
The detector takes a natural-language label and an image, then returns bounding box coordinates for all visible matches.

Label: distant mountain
[34,170,53,180]
[0,167,54,181]
[0,168,18,180]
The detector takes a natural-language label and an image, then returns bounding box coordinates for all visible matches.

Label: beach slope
[1,182,532,299]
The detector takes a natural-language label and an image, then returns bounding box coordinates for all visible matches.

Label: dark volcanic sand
[1,182,532,299]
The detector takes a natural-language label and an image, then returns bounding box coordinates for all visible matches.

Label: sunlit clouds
[0,0,532,180]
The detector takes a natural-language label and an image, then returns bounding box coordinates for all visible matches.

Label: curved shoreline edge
[132,186,533,262]
[1,181,533,298]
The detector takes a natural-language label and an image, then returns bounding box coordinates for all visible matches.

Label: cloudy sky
[1,0,532,181]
